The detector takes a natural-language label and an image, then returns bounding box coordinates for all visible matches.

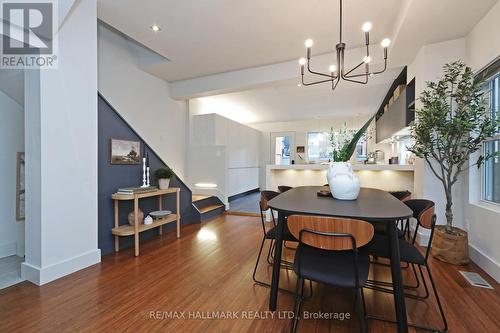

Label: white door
[270,132,295,165]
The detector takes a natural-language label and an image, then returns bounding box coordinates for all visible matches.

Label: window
[307,132,330,161]
[307,131,367,162]
[482,71,500,204]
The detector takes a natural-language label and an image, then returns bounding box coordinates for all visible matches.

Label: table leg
[114,200,119,252]
[158,195,163,236]
[176,189,180,238]
[388,220,408,333]
[269,211,285,311]
[134,197,139,256]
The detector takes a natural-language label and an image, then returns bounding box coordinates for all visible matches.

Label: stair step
[198,204,224,214]
[192,194,212,203]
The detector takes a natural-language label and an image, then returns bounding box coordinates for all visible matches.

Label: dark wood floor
[0,215,499,333]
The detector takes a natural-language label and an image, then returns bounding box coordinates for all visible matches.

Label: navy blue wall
[98,94,197,255]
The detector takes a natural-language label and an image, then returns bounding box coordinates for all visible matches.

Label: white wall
[463,0,500,282]
[97,24,188,179]
[0,90,24,258]
[188,107,260,201]
[22,0,100,285]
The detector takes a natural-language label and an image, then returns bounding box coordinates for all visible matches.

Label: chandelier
[299,0,391,91]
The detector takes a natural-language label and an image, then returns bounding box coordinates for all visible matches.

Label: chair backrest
[389,190,412,202]
[405,199,435,229]
[260,190,280,212]
[278,185,293,193]
[287,215,374,251]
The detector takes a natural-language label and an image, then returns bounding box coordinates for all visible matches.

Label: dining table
[267,186,413,333]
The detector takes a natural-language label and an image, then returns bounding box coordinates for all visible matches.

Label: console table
[111,188,180,256]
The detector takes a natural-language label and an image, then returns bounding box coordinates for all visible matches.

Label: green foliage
[154,167,174,179]
[408,61,499,232]
[329,114,375,162]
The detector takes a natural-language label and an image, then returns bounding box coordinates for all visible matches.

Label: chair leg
[291,277,304,333]
[418,264,430,299]
[359,288,368,333]
[252,236,267,284]
[267,239,275,265]
[366,264,448,333]
[425,265,448,332]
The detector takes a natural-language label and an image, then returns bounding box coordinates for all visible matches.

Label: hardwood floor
[0,215,499,332]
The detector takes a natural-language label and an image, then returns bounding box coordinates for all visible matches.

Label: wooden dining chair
[366,199,448,333]
[287,215,374,333]
[278,185,293,193]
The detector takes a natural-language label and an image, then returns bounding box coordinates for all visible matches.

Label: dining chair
[374,190,412,238]
[252,190,297,287]
[366,199,448,333]
[287,215,374,333]
[278,185,293,193]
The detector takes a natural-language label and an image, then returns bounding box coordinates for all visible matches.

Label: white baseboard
[21,249,101,285]
[0,242,17,259]
[468,244,500,283]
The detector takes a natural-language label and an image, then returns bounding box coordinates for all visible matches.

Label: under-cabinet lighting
[194,182,217,188]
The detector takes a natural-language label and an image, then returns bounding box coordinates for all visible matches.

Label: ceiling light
[297,83,302,87]
[381,38,391,48]
[151,24,161,32]
[298,0,388,92]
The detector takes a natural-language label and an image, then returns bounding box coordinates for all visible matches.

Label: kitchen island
[266,163,414,193]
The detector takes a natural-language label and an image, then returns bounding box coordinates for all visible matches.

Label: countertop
[266,164,414,171]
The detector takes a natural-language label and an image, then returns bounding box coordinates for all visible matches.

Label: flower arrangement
[328,115,374,162]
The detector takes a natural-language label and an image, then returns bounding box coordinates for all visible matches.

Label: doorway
[0,69,25,289]
[271,132,295,165]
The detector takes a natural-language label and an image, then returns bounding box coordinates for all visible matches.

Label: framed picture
[296,146,305,153]
[16,152,25,221]
[110,139,141,165]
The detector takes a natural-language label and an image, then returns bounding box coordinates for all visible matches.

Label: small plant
[408,61,499,234]
[154,167,174,180]
[329,114,375,162]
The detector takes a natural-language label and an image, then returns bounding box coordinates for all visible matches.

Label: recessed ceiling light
[151,24,161,32]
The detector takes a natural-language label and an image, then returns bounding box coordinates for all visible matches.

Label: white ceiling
[97,0,498,124]
[97,0,403,81]
[190,67,402,124]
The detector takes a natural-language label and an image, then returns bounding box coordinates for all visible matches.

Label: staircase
[192,195,225,221]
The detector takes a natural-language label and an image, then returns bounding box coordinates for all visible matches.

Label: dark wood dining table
[268,186,413,333]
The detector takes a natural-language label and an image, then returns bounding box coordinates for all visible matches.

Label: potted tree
[155,167,174,190]
[409,61,499,264]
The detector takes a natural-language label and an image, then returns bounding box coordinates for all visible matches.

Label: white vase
[326,162,360,200]
[158,178,170,190]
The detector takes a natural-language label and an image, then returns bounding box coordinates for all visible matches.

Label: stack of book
[116,186,157,195]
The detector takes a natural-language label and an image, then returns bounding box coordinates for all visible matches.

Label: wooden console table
[111,188,180,256]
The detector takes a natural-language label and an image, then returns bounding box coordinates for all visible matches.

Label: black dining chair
[287,215,374,333]
[278,185,293,193]
[366,199,448,333]
[373,190,412,238]
[252,191,296,287]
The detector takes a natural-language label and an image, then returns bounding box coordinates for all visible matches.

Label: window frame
[480,67,500,206]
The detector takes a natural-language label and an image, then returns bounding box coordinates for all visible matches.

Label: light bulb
[329,65,336,73]
[362,22,372,32]
[363,56,371,64]
[297,83,302,87]
[151,24,161,32]
[305,39,314,48]
[381,38,391,48]
[299,58,306,66]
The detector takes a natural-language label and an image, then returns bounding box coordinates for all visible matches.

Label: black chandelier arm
[341,71,369,84]
[301,75,334,86]
[344,58,387,78]
[307,60,338,79]
[331,76,341,90]
[344,60,366,76]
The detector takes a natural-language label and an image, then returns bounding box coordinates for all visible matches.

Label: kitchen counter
[265,163,414,193]
[267,164,414,171]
